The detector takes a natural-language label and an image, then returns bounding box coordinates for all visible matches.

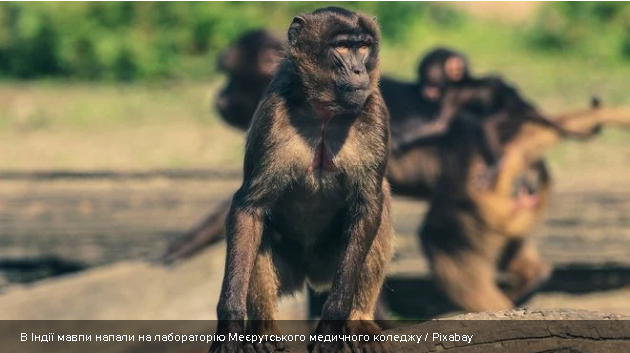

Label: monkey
[420,102,630,312]
[215,29,284,131]
[158,30,285,264]
[392,47,601,171]
[210,8,393,353]
[416,47,470,101]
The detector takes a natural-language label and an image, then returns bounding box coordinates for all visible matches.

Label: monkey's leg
[245,242,285,353]
[431,248,513,312]
[160,198,231,264]
[500,239,552,305]
[421,217,514,313]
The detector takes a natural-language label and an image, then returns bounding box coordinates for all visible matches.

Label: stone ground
[0,169,629,319]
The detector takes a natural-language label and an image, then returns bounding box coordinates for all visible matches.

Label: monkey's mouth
[336,85,370,111]
[340,84,369,93]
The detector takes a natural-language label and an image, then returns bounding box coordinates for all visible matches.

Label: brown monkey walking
[420,103,630,312]
[210,8,392,353]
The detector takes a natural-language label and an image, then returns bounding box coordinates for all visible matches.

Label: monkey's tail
[157,198,231,265]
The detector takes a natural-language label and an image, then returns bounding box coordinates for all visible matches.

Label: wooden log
[291,309,630,353]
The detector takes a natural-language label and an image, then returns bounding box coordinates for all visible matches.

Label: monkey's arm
[392,98,460,153]
[393,120,449,152]
[320,187,385,321]
[216,190,265,323]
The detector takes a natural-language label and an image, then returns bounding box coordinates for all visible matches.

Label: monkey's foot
[347,320,392,353]
[210,320,246,353]
[245,320,285,353]
[310,320,391,353]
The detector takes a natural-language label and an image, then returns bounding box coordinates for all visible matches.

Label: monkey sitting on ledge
[210,7,393,353]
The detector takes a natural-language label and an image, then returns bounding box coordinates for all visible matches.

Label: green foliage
[0,2,628,81]
[0,2,451,81]
[526,2,630,56]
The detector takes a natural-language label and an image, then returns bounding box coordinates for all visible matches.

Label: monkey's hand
[209,320,245,353]
[346,320,392,353]
[310,320,392,353]
[310,321,349,353]
[243,326,285,353]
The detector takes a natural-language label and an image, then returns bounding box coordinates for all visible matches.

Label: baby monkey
[394,48,600,180]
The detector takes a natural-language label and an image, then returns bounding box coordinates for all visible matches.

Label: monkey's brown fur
[210,8,392,353]
[421,103,630,312]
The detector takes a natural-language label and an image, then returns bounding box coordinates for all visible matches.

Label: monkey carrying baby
[210,7,393,353]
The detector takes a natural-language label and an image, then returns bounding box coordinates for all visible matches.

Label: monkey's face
[215,30,284,125]
[444,56,467,83]
[418,48,470,101]
[217,30,283,77]
[287,7,381,114]
[215,77,265,127]
[328,33,374,110]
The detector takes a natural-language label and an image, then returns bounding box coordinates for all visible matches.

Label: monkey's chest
[273,185,347,245]
[310,138,337,174]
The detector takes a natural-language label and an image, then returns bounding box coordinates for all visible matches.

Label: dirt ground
[0,166,629,319]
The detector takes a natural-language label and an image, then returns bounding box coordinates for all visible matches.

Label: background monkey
[215,29,284,131]
[419,102,630,312]
[211,8,393,353]
[393,47,601,168]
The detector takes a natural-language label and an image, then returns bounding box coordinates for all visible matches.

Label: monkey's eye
[334,43,350,54]
[358,43,369,54]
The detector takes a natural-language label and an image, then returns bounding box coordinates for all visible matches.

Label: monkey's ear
[288,16,306,46]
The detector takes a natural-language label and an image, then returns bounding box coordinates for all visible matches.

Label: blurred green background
[0,2,629,172]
